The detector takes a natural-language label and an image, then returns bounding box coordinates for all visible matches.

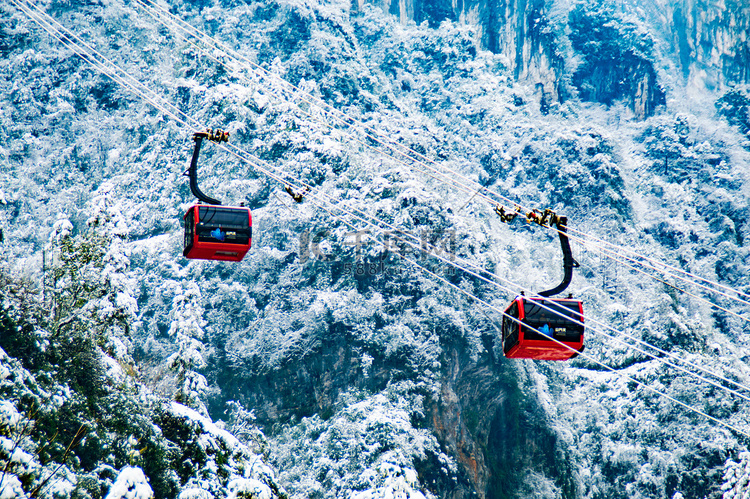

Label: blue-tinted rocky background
[1,0,750,498]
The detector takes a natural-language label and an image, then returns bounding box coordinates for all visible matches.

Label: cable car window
[198,207,250,228]
[184,209,194,253]
[196,207,251,245]
[502,302,520,353]
[522,300,583,342]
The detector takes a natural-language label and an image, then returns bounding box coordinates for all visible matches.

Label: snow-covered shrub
[0,399,38,499]
[157,402,283,499]
[225,400,268,460]
[716,86,750,142]
[723,452,750,499]
[227,478,273,499]
[168,282,210,417]
[105,466,154,499]
[272,387,454,498]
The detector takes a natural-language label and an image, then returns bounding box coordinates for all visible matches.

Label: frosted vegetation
[1,0,749,498]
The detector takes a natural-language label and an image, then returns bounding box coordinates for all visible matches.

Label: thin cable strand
[568,225,750,301]
[130,0,489,202]
[573,236,750,323]
[567,230,750,311]
[16,0,750,436]
[23,0,750,404]
[300,189,750,439]
[135,0,750,306]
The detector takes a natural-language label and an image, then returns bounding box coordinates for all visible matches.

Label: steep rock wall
[567,3,666,119]
[616,0,750,92]
[355,0,665,117]
[359,0,565,104]
[425,336,577,499]
[214,324,577,499]
[668,0,750,90]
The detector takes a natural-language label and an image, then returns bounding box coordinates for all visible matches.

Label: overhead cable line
[300,188,750,439]
[17,0,745,406]
[133,0,750,314]
[574,237,750,324]
[567,225,750,302]
[130,0,491,200]
[15,0,750,437]
[134,0,750,317]
[567,230,750,311]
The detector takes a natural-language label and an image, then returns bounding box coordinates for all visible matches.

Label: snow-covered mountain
[1,0,749,498]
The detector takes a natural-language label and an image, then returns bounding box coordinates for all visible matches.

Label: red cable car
[500,215,585,360]
[183,205,252,262]
[182,129,252,262]
[502,296,584,360]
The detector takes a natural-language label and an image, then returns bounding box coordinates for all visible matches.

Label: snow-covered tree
[722,452,750,499]
[105,467,154,499]
[0,400,38,499]
[168,282,210,418]
[46,183,138,364]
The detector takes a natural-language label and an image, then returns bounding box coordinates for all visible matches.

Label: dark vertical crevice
[673,5,692,78]
[513,0,525,80]
[486,0,499,54]
[389,0,400,18]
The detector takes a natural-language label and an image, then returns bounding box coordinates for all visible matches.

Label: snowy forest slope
[1,0,750,498]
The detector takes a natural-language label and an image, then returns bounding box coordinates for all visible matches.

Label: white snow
[105,467,154,499]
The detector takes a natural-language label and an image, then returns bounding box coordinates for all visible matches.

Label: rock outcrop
[354,0,746,118]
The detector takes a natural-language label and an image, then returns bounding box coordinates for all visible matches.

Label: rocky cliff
[2,0,750,498]
[356,0,750,118]
[662,0,750,90]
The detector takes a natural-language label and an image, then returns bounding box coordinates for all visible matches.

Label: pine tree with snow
[105,467,154,499]
[168,282,210,418]
[0,400,38,499]
[722,452,750,499]
[47,183,138,365]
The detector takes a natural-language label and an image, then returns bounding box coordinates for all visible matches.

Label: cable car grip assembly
[496,204,584,360]
[184,129,229,206]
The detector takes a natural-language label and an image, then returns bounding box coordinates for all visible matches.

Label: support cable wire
[567,225,750,302]
[133,0,750,308]
[570,234,750,324]
[295,193,750,405]
[272,184,750,404]
[569,236,750,314]
[18,0,750,406]
[300,190,750,439]
[19,0,750,408]
[133,0,486,182]
[14,0,302,191]
[562,229,750,311]
[129,0,487,200]
[16,0,750,435]
[10,0,196,131]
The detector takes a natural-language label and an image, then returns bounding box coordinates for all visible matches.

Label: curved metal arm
[188,132,221,205]
[538,216,578,297]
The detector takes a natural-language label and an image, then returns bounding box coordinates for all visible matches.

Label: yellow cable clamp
[496,205,559,227]
[206,128,229,143]
[494,204,521,223]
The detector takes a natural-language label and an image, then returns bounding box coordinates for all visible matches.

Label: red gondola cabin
[183,205,252,262]
[502,296,584,361]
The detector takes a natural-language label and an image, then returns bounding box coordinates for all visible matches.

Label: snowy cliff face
[360,0,566,107]
[630,0,750,92]
[358,0,747,118]
[2,0,750,498]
